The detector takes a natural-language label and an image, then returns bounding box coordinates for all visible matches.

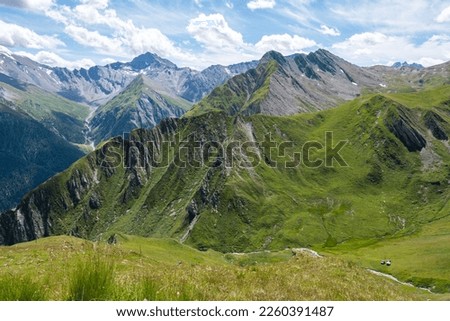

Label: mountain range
[0,49,257,106]
[0,50,257,211]
[0,47,449,294]
[1,86,449,251]
[1,47,449,213]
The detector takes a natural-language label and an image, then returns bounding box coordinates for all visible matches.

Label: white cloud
[16,50,95,69]
[247,0,276,10]
[121,26,191,61]
[0,0,54,11]
[44,1,193,64]
[332,32,450,67]
[332,32,411,63]
[185,13,316,68]
[255,34,316,55]
[101,57,117,65]
[45,5,71,24]
[0,44,13,55]
[71,1,119,26]
[64,25,122,54]
[187,13,246,52]
[0,19,64,49]
[330,0,449,34]
[319,25,340,36]
[436,5,450,23]
[276,0,320,31]
[333,32,391,48]
[79,0,109,10]
[225,1,234,9]
[417,57,444,66]
[194,0,202,7]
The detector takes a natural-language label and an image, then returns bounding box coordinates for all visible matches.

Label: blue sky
[0,0,450,69]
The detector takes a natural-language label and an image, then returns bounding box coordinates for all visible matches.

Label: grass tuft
[68,255,115,301]
[0,274,47,301]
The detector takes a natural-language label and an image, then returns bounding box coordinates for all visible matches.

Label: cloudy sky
[0,0,450,70]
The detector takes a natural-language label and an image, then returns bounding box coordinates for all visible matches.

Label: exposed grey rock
[424,111,448,141]
[195,49,383,116]
[107,233,118,244]
[0,51,257,106]
[89,193,102,210]
[386,108,427,152]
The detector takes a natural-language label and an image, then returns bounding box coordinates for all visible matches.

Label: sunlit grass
[68,256,115,301]
[0,236,441,301]
[0,274,47,301]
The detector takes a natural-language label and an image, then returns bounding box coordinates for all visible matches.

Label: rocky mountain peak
[260,50,287,65]
[305,49,341,75]
[129,52,177,70]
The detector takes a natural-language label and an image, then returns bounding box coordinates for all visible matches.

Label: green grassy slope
[0,81,90,144]
[0,100,85,212]
[187,60,278,117]
[0,235,439,301]
[322,213,450,293]
[1,86,449,292]
[90,75,192,144]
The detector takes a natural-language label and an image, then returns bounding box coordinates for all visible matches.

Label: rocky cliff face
[385,106,427,152]
[424,111,449,141]
[181,61,258,102]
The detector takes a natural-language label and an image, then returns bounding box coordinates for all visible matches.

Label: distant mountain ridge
[0,51,257,213]
[0,76,90,144]
[0,50,257,106]
[392,61,424,70]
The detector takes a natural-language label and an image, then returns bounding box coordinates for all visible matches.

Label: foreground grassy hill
[0,235,442,301]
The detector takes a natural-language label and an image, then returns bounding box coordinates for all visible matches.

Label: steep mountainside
[1,86,448,252]
[0,99,84,212]
[0,50,257,106]
[0,76,90,144]
[89,75,192,144]
[190,49,383,116]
